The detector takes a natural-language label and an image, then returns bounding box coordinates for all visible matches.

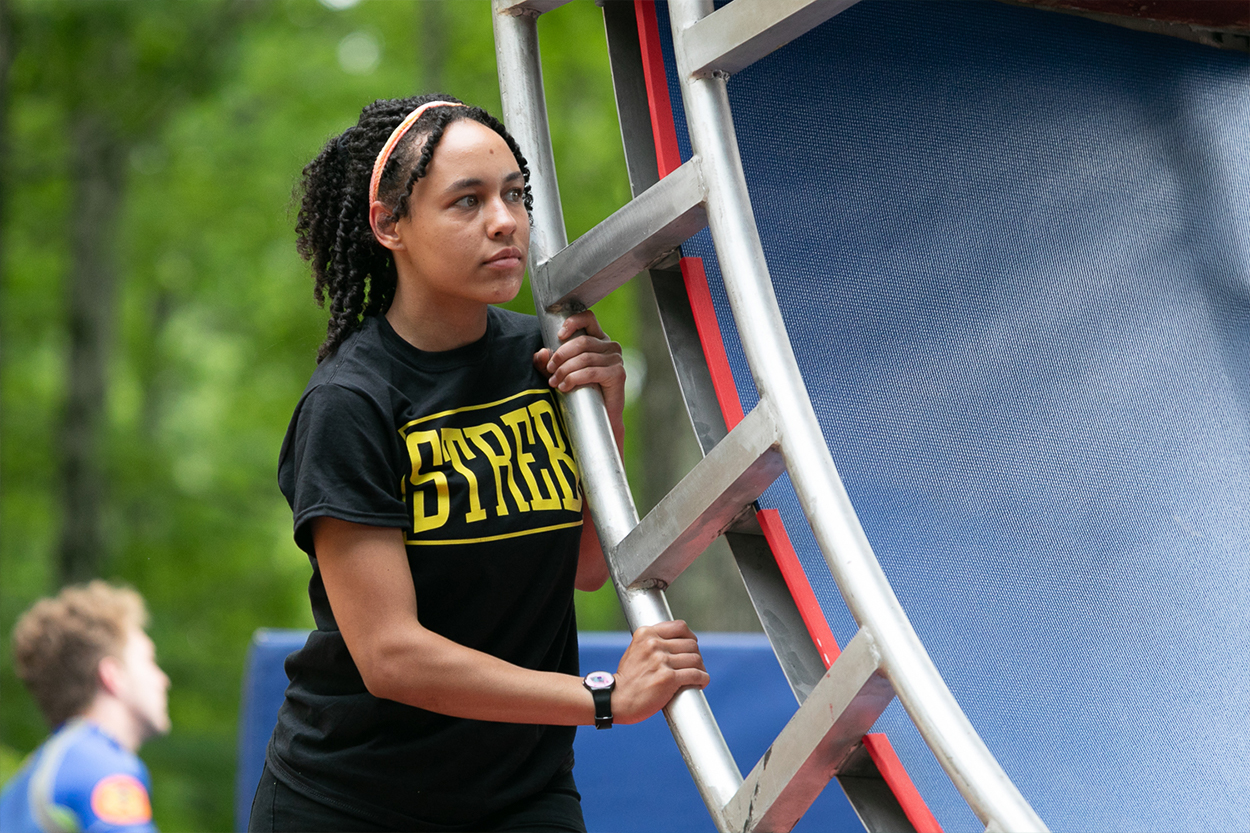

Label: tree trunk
[57,109,125,585]
[0,0,11,533]
[418,1,446,94]
[0,0,10,214]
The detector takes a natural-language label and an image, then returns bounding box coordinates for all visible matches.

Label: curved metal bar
[666,1,1048,830]
[491,4,744,824]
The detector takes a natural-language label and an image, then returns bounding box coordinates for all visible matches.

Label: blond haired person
[1,582,170,833]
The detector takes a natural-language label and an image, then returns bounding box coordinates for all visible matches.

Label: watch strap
[589,686,613,730]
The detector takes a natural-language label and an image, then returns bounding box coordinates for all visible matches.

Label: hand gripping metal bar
[492,2,746,817]
[597,0,832,711]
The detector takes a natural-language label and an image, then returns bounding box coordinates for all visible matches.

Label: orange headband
[368,100,466,207]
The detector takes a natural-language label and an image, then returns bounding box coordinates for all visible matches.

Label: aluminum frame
[722,629,896,832]
[680,0,862,77]
[665,0,1048,829]
[492,0,1049,830]
[594,7,834,697]
[611,398,784,589]
[492,3,745,818]
[532,158,707,310]
[597,5,919,827]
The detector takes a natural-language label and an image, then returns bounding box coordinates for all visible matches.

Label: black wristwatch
[583,671,615,730]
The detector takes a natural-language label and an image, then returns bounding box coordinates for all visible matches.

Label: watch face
[584,671,614,690]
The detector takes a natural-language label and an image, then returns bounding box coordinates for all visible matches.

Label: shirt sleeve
[49,737,156,833]
[81,770,156,833]
[278,382,411,553]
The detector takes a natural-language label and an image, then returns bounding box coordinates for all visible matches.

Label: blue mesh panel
[654,2,1250,830]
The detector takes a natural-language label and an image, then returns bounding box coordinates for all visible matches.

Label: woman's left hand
[533,310,626,440]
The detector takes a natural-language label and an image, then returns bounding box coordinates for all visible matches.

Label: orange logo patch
[90,774,152,825]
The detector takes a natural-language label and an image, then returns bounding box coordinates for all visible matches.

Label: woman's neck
[385,290,489,352]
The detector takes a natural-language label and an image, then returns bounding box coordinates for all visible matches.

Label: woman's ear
[369,201,404,252]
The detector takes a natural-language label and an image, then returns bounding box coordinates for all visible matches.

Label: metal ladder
[491,2,1048,831]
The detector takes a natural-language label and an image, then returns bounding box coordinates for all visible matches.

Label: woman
[250,94,708,832]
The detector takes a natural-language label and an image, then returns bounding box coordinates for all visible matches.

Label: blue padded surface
[235,631,864,832]
[653,1,1249,830]
[235,630,307,833]
[574,633,863,832]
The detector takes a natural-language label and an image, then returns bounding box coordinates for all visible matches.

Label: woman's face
[391,119,530,315]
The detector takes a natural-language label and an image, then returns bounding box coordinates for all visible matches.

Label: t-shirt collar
[375,309,496,371]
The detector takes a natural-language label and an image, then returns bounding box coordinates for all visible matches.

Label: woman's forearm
[362,620,595,724]
[315,516,708,728]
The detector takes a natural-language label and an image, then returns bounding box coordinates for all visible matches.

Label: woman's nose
[486,196,518,237]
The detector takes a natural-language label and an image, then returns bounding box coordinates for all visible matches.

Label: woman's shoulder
[306,317,390,383]
[290,319,396,417]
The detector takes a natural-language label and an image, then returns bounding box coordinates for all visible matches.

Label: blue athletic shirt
[0,720,156,833]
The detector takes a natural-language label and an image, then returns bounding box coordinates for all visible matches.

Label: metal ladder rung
[611,397,785,588]
[533,157,706,310]
[497,0,572,17]
[637,257,830,699]
[722,629,894,833]
[494,1,1047,829]
[680,0,861,78]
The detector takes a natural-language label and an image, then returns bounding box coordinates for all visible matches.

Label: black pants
[248,762,587,833]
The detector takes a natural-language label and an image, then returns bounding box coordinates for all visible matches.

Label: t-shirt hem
[264,746,437,830]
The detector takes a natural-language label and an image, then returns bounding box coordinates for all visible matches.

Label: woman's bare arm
[314,516,706,725]
[575,512,610,592]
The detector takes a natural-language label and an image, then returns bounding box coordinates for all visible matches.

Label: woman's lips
[486,247,523,268]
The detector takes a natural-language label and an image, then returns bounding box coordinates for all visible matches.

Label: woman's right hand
[611,620,709,725]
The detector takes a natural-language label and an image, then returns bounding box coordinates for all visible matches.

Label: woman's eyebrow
[443,171,524,194]
[444,177,484,193]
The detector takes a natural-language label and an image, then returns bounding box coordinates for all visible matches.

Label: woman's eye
[506,188,524,202]
[455,195,479,208]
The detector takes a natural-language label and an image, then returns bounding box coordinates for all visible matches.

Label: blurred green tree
[0,2,662,828]
[2,1,762,827]
[12,0,249,586]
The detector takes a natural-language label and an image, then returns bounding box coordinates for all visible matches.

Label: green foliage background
[0,2,641,828]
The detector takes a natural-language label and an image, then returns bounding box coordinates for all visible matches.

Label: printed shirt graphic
[399,387,583,546]
[271,309,583,829]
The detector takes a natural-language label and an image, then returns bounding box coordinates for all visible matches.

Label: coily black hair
[294,94,533,362]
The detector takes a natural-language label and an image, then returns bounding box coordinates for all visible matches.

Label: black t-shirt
[267,308,583,828]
